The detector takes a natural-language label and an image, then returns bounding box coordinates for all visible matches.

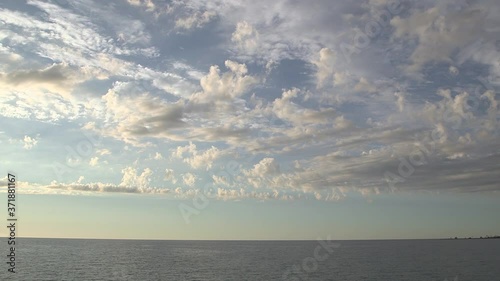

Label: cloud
[0,63,88,99]
[190,60,259,103]
[164,169,177,184]
[2,63,68,85]
[449,66,459,76]
[12,179,297,201]
[175,11,217,30]
[185,146,222,170]
[127,0,156,11]
[172,142,197,159]
[354,77,377,93]
[187,126,252,145]
[46,182,170,194]
[215,188,294,201]
[270,88,336,126]
[245,158,280,177]
[89,157,99,167]
[172,141,223,170]
[23,135,39,150]
[242,158,283,189]
[390,1,500,74]
[0,43,22,66]
[96,149,111,156]
[310,48,359,99]
[120,167,153,189]
[231,21,259,54]
[87,82,188,144]
[212,174,230,186]
[313,48,336,88]
[80,60,260,145]
[182,173,197,187]
[395,92,405,112]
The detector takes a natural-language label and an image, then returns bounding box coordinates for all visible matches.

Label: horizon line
[5,236,498,241]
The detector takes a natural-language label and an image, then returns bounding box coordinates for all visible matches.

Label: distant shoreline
[446,236,500,240]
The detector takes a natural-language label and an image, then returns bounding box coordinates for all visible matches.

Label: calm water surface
[1,238,499,280]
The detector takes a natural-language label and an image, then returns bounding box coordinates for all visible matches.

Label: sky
[0,0,499,240]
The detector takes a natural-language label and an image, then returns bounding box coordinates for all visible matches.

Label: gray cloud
[1,63,68,85]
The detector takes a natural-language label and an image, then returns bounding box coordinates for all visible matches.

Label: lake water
[1,238,499,280]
